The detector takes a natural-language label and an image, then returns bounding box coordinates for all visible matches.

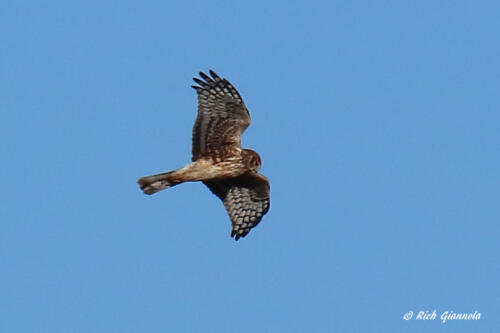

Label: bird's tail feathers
[137,171,179,195]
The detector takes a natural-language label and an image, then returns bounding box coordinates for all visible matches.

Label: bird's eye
[253,157,260,170]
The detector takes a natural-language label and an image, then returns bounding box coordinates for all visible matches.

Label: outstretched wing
[204,173,270,240]
[191,70,251,161]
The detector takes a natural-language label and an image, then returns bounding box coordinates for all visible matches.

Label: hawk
[138,70,270,240]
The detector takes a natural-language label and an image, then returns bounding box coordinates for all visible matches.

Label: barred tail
[137,171,179,195]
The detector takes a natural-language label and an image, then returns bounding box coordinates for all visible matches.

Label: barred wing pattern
[204,173,270,240]
[191,70,250,161]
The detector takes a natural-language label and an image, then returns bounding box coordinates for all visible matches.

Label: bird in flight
[138,70,270,240]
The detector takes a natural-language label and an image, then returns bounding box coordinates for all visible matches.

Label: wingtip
[231,229,249,241]
[209,69,221,80]
[231,230,240,241]
[192,77,207,87]
[191,69,243,102]
[199,71,212,82]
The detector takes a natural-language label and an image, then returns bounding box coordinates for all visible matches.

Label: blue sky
[1,1,499,332]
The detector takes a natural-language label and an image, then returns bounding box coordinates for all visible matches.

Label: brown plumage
[137,70,270,240]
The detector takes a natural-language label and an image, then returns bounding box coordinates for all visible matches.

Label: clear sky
[1,1,499,332]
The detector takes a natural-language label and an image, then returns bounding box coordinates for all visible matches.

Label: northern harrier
[138,70,270,240]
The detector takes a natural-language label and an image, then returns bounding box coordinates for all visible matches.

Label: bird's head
[243,149,262,172]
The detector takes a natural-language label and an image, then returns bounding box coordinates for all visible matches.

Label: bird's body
[137,70,270,240]
[138,148,258,193]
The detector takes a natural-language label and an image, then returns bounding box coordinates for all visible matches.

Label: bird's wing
[203,173,270,240]
[191,70,251,161]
